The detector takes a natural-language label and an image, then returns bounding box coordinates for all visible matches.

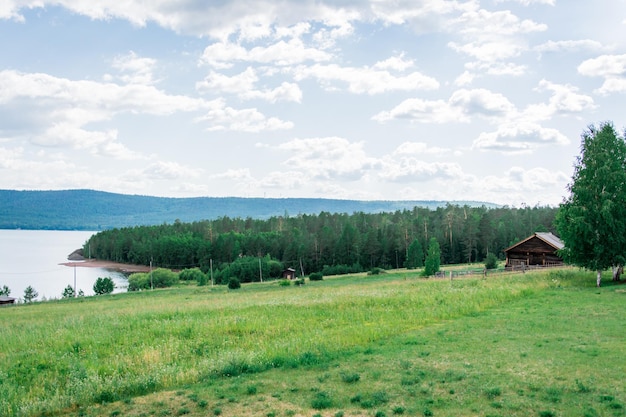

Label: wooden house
[504,232,564,268]
[0,295,16,305]
[282,268,296,280]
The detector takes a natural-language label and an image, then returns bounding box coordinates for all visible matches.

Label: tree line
[84,204,558,283]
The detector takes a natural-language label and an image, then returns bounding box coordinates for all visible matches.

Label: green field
[1,269,624,417]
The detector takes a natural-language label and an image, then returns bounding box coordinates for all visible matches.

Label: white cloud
[392,142,451,156]
[494,0,556,6]
[524,79,595,119]
[294,63,439,95]
[373,53,415,71]
[373,88,515,124]
[200,38,333,68]
[472,122,569,153]
[141,161,203,180]
[449,40,526,63]
[379,159,463,183]
[198,98,294,132]
[578,54,626,77]
[447,6,546,81]
[534,39,611,54]
[196,67,302,103]
[110,51,158,85]
[277,137,378,181]
[578,54,626,95]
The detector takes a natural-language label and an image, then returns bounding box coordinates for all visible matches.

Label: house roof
[504,232,564,253]
[0,295,16,302]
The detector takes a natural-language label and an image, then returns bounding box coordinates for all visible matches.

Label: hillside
[0,189,496,230]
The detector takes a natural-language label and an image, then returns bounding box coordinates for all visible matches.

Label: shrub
[311,391,333,410]
[294,278,305,286]
[484,253,499,270]
[309,272,323,281]
[127,268,178,291]
[278,280,291,286]
[179,268,206,284]
[368,267,386,275]
[93,277,115,295]
[340,372,360,383]
[228,277,241,290]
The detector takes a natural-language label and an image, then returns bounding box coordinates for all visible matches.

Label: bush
[367,267,386,275]
[278,280,291,286]
[228,277,241,290]
[93,277,115,295]
[309,272,323,281]
[311,391,333,410]
[294,278,305,286]
[179,268,205,281]
[127,268,178,291]
[484,253,499,270]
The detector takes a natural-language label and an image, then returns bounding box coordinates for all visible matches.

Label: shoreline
[60,259,151,274]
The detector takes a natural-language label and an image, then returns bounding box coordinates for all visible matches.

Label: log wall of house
[505,236,563,267]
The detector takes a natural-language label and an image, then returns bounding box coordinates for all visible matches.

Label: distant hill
[0,189,497,230]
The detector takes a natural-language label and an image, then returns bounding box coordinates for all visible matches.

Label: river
[0,229,128,301]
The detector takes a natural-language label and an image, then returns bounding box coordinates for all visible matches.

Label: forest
[85,204,558,284]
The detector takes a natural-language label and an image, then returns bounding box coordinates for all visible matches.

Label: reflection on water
[0,230,128,301]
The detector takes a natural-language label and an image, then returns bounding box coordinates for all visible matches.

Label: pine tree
[23,285,38,302]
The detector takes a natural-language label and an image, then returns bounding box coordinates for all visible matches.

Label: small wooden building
[0,295,16,305]
[504,232,564,268]
[282,268,296,280]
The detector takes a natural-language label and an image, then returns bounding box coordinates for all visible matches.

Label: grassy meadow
[1,268,625,417]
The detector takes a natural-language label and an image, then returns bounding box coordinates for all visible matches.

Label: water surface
[0,230,127,300]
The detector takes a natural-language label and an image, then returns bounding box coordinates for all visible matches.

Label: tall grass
[0,269,592,416]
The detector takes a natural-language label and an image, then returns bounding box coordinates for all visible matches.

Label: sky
[1,1,625,207]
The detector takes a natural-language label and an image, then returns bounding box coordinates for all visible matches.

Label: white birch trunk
[597,270,602,287]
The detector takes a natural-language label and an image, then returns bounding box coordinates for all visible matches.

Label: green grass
[0,268,625,417]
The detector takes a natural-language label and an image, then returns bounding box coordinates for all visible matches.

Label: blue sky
[1,1,625,206]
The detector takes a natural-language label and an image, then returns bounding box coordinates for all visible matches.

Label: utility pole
[210,258,214,286]
[259,257,263,282]
[150,257,153,290]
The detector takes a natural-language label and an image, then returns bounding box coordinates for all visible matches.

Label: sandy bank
[60,259,151,273]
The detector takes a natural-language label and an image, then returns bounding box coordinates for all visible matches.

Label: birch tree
[556,122,626,287]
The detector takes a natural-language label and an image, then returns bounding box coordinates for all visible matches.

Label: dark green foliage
[340,371,360,383]
[128,269,178,291]
[214,256,283,284]
[423,238,441,277]
[178,268,203,281]
[93,277,115,295]
[293,278,305,286]
[309,272,323,281]
[179,268,208,286]
[62,285,75,299]
[485,386,502,400]
[23,285,38,302]
[80,201,558,282]
[311,391,333,410]
[556,122,626,286]
[406,238,424,268]
[322,264,363,276]
[0,284,10,296]
[484,252,498,270]
[368,267,386,275]
[227,277,241,290]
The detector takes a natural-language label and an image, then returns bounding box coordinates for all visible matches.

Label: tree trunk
[612,265,622,281]
[596,270,602,287]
